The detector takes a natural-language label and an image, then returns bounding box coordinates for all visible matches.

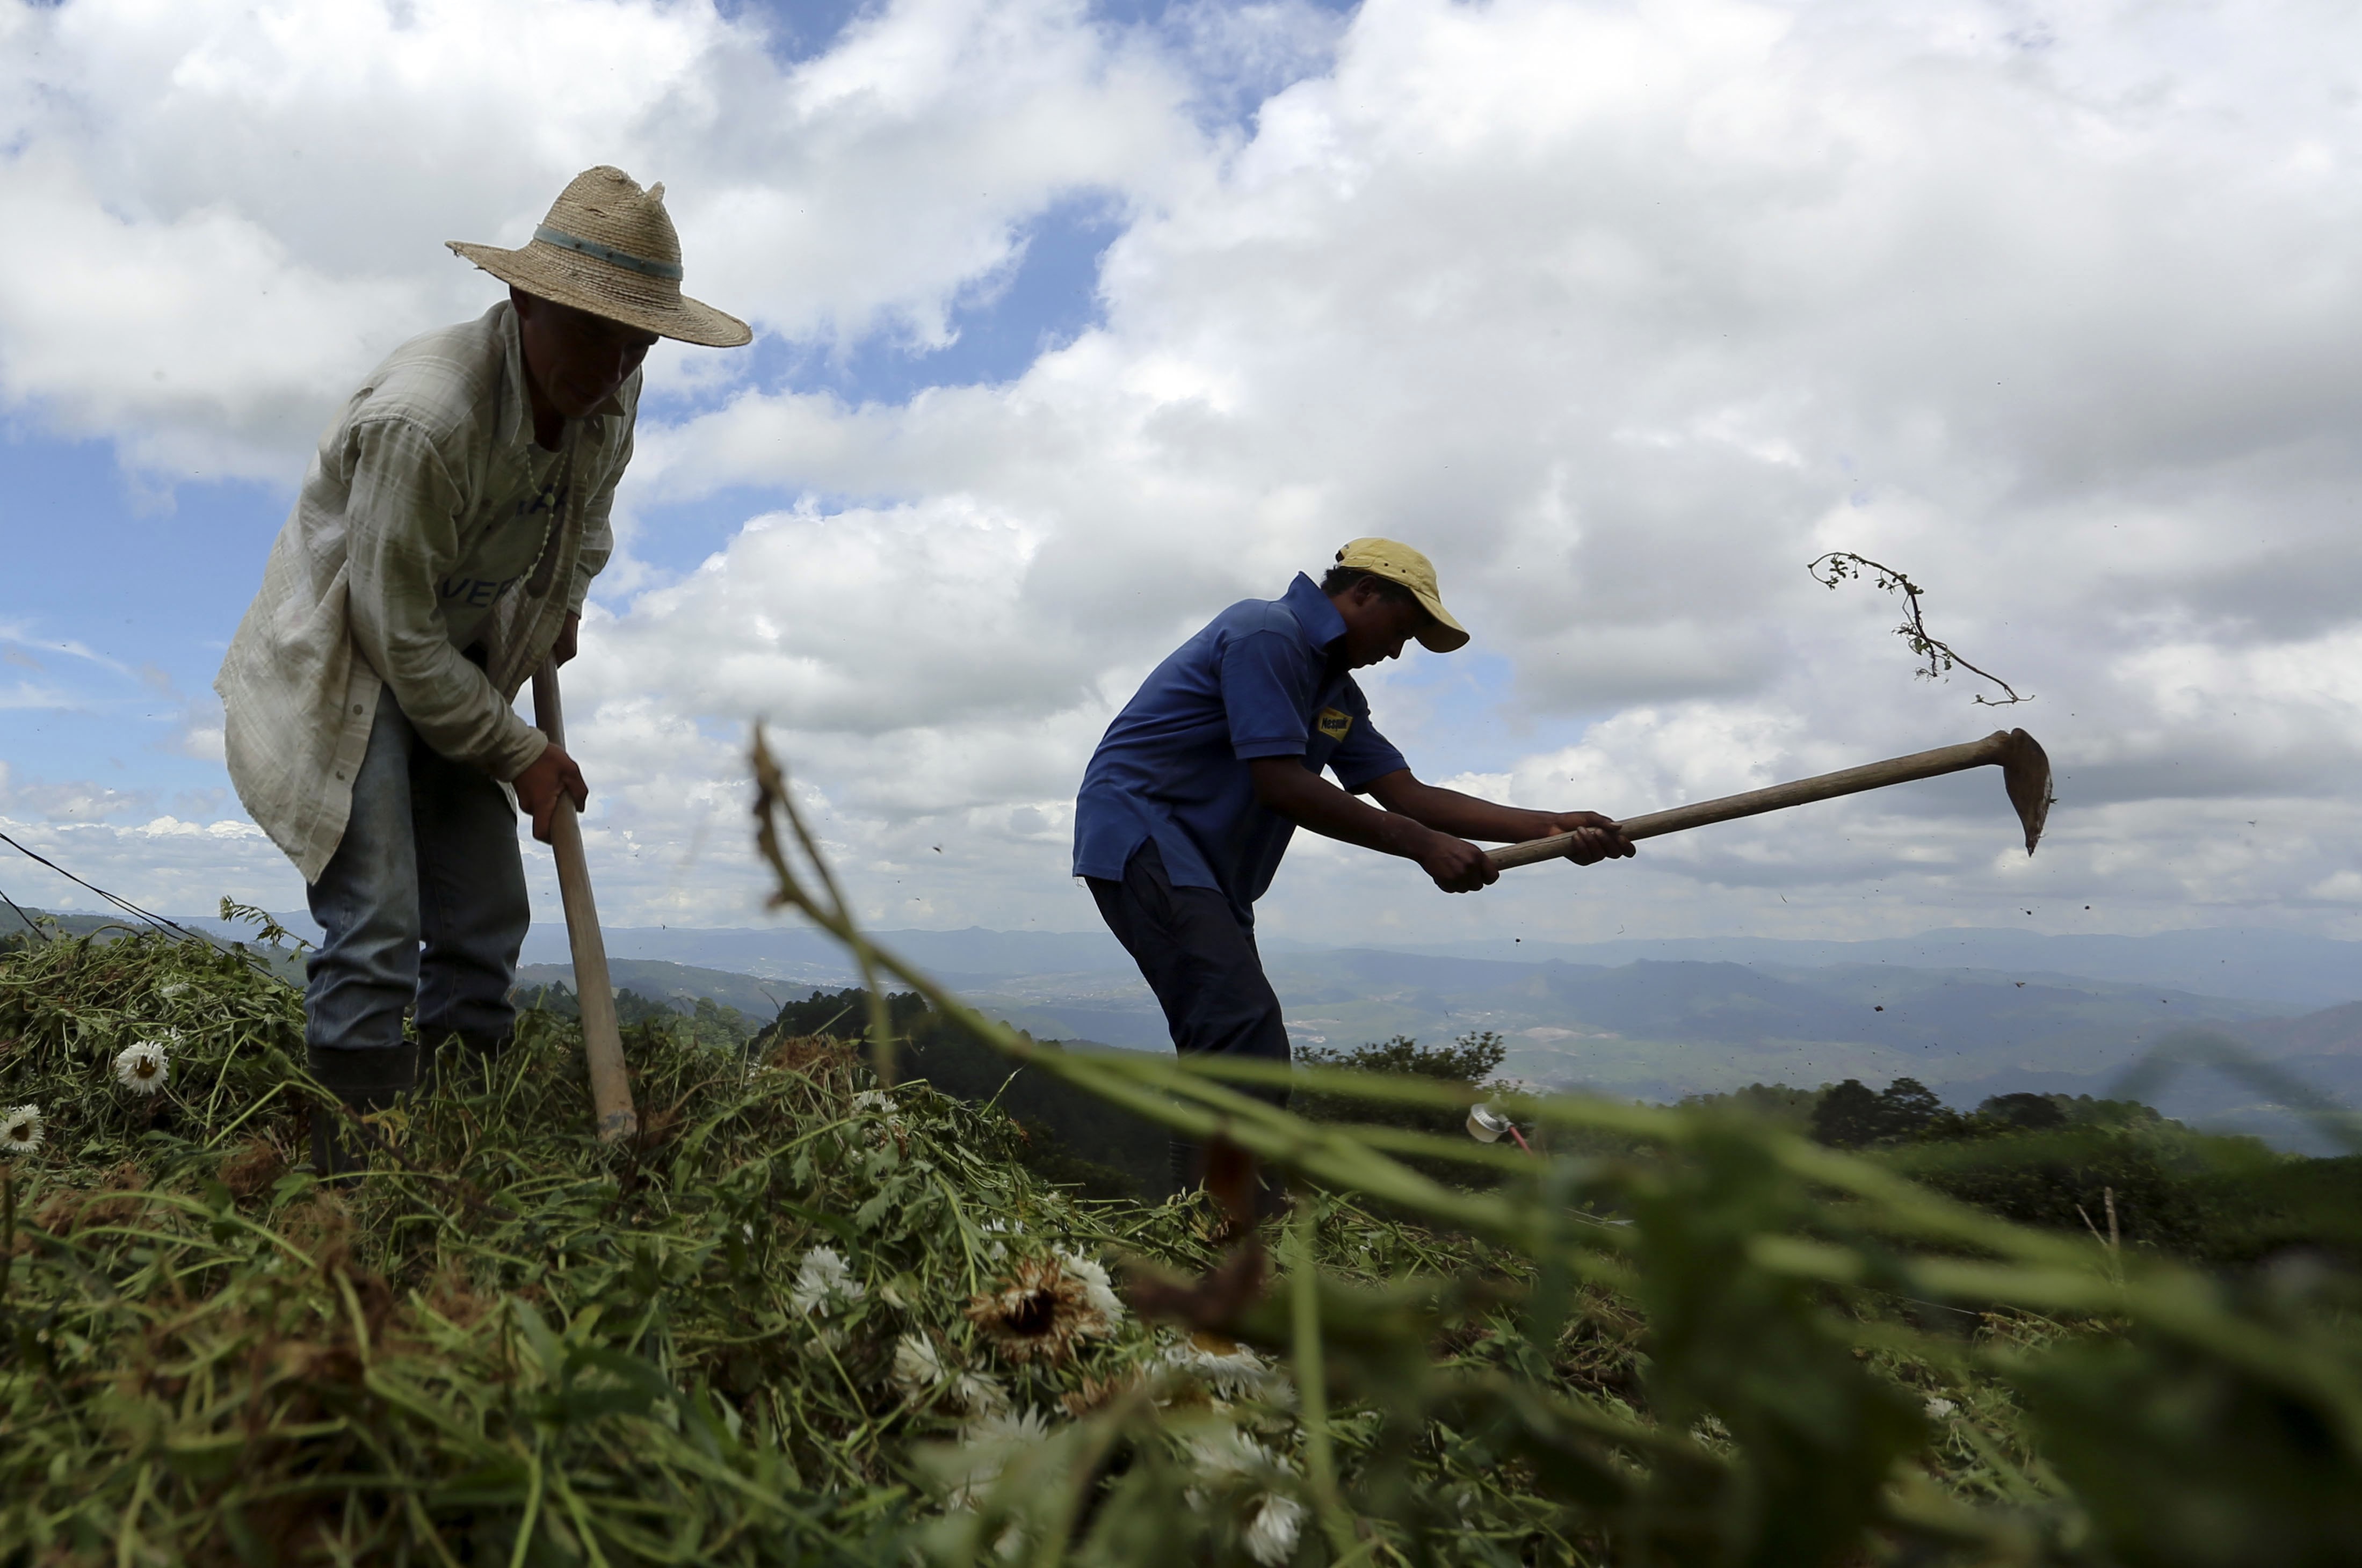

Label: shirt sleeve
[567,416,630,614]
[1218,628,1319,760]
[1329,701,1409,792]
[340,416,548,780]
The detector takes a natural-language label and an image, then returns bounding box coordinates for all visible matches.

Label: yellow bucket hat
[1335,538,1469,652]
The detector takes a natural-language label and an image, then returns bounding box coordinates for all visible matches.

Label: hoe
[1487,728,2053,872]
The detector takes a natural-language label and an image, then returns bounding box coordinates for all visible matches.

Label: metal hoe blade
[1999,727,2053,856]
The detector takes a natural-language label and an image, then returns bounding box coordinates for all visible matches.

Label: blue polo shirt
[1074,573,1410,921]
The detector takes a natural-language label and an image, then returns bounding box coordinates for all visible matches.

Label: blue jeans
[305,685,530,1071]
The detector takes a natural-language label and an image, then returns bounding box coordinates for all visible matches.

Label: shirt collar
[494,301,627,453]
[1281,571,1348,650]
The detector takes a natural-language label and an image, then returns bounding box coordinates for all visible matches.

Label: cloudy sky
[2,0,2358,952]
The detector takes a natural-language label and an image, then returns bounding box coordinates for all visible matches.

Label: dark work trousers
[304,683,531,1105]
[1086,840,1291,1202]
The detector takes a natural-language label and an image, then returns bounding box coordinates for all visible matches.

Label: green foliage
[756,987,1168,1200]
[2013,1303,2362,1565]
[18,807,2362,1566]
[0,925,1315,1562]
[1981,1091,2070,1131]
[1295,1032,1542,1189]
[747,733,2362,1567]
[523,981,764,1051]
[1301,1030,1508,1087]
[1886,1127,2231,1253]
[764,985,928,1043]
[1810,1075,1947,1147]
[1677,1081,1822,1131]
[219,895,310,952]
[1768,1075,2362,1267]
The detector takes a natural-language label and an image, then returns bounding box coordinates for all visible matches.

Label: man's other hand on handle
[513,743,588,844]
[1539,811,1635,866]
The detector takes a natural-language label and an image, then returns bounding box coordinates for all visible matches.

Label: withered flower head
[1060,1369,1141,1419]
[964,1254,1117,1366]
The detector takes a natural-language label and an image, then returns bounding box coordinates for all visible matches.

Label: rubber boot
[307,1042,419,1180]
[420,1031,508,1099]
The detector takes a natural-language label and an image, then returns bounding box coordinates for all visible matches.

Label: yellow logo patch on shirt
[1316,707,1354,742]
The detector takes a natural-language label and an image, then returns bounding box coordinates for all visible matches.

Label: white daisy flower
[961,1405,1053,1447]
[1184,1428,1287,1479]
[113,1037,171,1095]
[1243,1494,1306,1566]
[945,1405,1054,1509]
[1161,1334,1276,1402]
[789,1246,866,1316]
[892,1333,946,1399]
[1056,1248,1126,1333]
[1924,1397,1958,1419]
[1179,1430,1301,1562]
[1,1103,42,1153]
[979,1217,1021,1261]
[952,1370,1011,1416]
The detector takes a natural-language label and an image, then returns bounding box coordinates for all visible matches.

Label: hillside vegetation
[3,914,2362,1563]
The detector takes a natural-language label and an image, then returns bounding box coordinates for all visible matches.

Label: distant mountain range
[1385,928,2362,1013]
[26,909,2362,1148]
[508,920,2362,1013]
[495,945,2360,1152]
[99,911,2360,1012]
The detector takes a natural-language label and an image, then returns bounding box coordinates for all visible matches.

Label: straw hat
[448,166,751,348]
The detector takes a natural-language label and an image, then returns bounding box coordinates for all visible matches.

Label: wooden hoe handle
[532,660,639,1143]
[1487,729,2048,872]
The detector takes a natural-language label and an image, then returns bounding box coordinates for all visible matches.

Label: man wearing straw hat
[217,167,749,1174]
[1074,541,1633,1210]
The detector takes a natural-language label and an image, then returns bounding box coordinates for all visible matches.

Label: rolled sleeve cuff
[1231,737,1309,761]
[487,716,550,782]
[1334,750,1408,793]
[1335,764,1400,793]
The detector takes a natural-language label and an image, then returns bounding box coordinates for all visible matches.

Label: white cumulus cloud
[5,0,2362,952]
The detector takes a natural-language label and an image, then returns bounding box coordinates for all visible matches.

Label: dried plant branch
[749,737,899,1086]
[1808,551,2031,706]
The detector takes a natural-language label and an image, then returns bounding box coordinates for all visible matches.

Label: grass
[0,925,1533,1563]
[0,744,2356,1566]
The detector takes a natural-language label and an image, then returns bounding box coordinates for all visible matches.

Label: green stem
[508,1444,546,1568]
[1289,1200,1357,1561]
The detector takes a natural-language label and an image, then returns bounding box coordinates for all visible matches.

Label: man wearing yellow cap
[1074,540,1633,1203]
[216,168,750,1173]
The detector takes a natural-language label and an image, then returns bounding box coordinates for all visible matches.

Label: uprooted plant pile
[0,925,1578,1564]
[6,887,2362,1564]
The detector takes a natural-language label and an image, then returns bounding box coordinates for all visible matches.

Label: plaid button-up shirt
[215,302,634,882]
